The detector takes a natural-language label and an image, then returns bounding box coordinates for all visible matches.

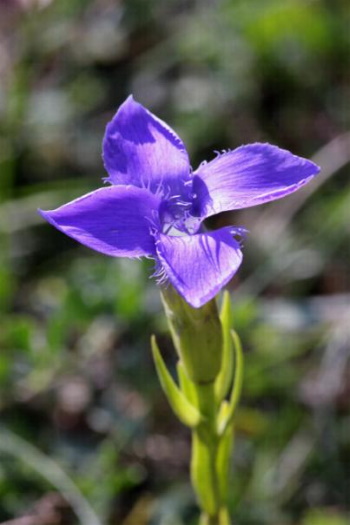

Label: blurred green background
[0,0,349,524]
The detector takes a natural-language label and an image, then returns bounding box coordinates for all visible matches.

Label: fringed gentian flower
[39,96,319,308]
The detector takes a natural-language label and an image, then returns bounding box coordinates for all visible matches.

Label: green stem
[157,287,241,524]
[191,383,231,524]
[191,383,219,514]
[199,507,231,525]
[196,382,217,426]
[191,428,220,517]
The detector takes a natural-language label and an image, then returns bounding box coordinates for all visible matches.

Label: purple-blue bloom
[39,96,320,308]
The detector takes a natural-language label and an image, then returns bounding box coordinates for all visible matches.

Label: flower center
[159,197,201,236]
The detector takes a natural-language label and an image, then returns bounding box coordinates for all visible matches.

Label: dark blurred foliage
[0,0,350,524]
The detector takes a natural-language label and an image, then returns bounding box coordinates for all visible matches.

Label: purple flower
[39,96,319,308]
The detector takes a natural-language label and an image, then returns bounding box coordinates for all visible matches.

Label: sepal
[160,286,223,383]
[215,291,234,402]
[151,335,201,428]
[218,330,244,435]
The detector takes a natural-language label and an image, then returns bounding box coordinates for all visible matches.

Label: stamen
[163,223,174,235]
[168,194,181,201]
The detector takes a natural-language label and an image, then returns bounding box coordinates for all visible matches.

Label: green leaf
[151,335,201,428]
[218,330,244,435]
[215,292,234,403]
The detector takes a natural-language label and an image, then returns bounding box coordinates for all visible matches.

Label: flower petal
[192,143,320,218]
[156,227,244,308]
[39,186,160,257]
[103,96,191,197]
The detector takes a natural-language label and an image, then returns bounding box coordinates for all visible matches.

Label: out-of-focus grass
[0,0,349,523]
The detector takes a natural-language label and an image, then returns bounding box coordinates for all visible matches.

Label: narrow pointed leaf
[218,330,244,435]
[176,360,197,406]
[151,336,201,428]
[215,291,234,402]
